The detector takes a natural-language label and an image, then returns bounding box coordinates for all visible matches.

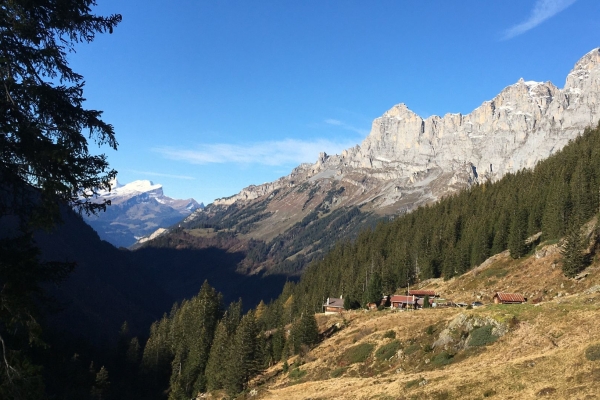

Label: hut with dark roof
[323,297,345,314]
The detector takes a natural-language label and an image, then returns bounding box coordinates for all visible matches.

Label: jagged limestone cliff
[167,49,600,269]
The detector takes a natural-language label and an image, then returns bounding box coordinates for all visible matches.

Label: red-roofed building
[390,295,417,309]
[493,292,526,304]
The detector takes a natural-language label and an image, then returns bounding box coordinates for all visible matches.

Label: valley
[133,120,600,399]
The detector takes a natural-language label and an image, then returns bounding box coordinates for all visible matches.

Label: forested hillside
[134,282,318,400]
[147,199,380,276]
[280,122,600,314]
[129,122,600,399]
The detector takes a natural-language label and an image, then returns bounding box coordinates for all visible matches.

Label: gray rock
[433,313,509,350]
[584,285,600,294]
[187,48,600,255]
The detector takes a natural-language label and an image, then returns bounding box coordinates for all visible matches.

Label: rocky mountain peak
[565,47,600,90]
[182,48,600,258]
[383,103,419,119]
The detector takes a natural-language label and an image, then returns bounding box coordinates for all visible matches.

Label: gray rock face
[178,48,600,264]
[433,313,508,351]
[210,49,600,216]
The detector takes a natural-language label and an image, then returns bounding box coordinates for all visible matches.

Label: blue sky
[72,0,600,204]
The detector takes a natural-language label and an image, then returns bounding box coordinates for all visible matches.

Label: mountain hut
[323,297,345,314]
[493,292,527,304]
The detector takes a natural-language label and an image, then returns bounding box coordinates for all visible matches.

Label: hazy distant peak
[83,179,202,248]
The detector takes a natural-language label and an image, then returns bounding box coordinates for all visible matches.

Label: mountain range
[146,48,600,274]
[21,48,600,399]
[83,179,203,248]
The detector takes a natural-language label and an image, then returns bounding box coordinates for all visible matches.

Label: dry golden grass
[247,243,600,400]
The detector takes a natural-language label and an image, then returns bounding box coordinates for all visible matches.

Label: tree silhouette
[0,1,121,395]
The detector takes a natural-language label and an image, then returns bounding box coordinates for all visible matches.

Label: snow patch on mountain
[82,179,203,248]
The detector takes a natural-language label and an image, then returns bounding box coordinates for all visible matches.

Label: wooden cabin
[493,292,526,304]
[323,297,345,314]
[390,295,417,309]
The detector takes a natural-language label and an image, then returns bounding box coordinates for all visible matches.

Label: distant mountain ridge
[148,48,600,274]
[83,179,203,248]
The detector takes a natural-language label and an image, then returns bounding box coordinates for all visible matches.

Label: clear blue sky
[71,0,600,204]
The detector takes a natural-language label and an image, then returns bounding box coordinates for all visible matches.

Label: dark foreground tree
[1,0,121,222]
[0,1,121,396]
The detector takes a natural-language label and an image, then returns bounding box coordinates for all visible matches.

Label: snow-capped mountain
[83,179,203,248]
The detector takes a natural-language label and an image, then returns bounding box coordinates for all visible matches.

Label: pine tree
[423,295,430,309]
[491,213,510,254]
[542,181,572,240]
[90,366,110,400]
[289,312,319,354]
[224,312,259,396]
[1,2,121,394]
[561,221,587,278]
[205,321,229,391]
[364,272,383,306]
[508,208,528,259]
[140,316,172,394]
[167,281,222,399]
[127,337,141,366]
[270,326,286,363]
[255,300,268,331]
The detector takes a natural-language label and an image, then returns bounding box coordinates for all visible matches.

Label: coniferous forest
[122,121,600,398]
[278,122,600,317]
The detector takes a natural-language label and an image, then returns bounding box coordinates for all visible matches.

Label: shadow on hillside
[131,246,293,311]
[9,204,291,348]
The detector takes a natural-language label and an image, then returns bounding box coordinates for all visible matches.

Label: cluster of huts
[323,291,527,314]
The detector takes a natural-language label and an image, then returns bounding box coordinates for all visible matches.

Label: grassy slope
[247,239,600,400]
